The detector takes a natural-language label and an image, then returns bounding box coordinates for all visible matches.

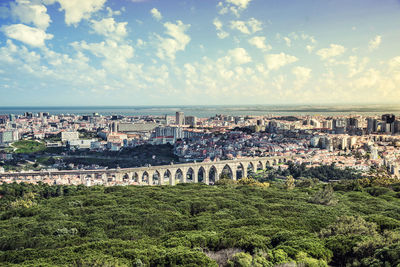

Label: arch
[175,169,184,184]
[142,171,149,184]
[132,173,139,183]
[85,175,92,186]
[220,164,233,179]
[278,158,283,164]
[266,161,271,168]
[107,174,115,183]
[247,162,255,175]
[152,171,160,185]
[273,159,278,165]
[123,173,130,182]
[186,168,194,183]
[163,170,171,184]
[236,163,245,180]
[209,165,218,185]
[257,161,263,171]
[198,167,206,183]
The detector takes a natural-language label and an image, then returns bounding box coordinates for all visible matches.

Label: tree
[309,184,337,206]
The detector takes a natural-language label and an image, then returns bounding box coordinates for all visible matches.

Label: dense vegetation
[251,162,363,182]
[2,174,400,266]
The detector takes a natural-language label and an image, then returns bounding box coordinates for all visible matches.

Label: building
[185,116,197,127]
[117,123,159,133]
[367,118,378,133]
[153,126,183,144]
[68,139,97,150]
[176,112,184,126]
[0,130,18,145]
[61,131,79,142]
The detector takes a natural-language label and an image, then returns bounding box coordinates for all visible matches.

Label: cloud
[292,66,312,89]
[217,0,252,17]
[71,40,135,72]
[248,36,271,51]
[368,35,382,51]
[226,0,252,9]
[283,37,291,47]
[316,44,346,60]
[150,8,162,21]
[213,18,229,39]
[156,20,191,61]
[10,0,51,30]
[90,18,128,41]
[44,0,106,26]
[2,24,53,47]
[247,18,262,33]
[306,45,314,53]
[227,47,252,65]
[230,18,261,34]
[265,53,298,70]
[388,56,400,69]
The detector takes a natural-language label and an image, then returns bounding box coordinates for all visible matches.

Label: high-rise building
[176,111,184,125]
[0,130,18,145]
[367,118,378,133]
[382,114,396,124]
[153,126,183,144]
[185,116,197,127]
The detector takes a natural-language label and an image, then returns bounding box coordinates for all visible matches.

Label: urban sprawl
[0,111,400,184]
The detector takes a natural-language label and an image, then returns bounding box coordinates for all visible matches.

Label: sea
[0,105,399,117]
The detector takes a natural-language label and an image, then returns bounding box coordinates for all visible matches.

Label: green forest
[1,173,400,266]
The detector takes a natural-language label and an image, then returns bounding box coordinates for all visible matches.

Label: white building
[61,131,79,142]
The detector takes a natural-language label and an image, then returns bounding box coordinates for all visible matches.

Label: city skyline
[1,0,400,106]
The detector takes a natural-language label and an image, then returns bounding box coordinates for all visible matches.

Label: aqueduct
[0,156,291,186]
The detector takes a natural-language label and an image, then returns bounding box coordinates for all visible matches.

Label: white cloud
[247,18,262,33]
[316,44,346,60]
[71,40,135,72]
[156,20,191,61]
[44,0,106,26]
[2,24,53,47]
[368,35,382,51]
[230,20,249,34]
[265,53,298,70]
[213,18,229,39]
[90,18,127,41]
[230,18,261,34]
[10,0,51,30]
[389,56,400,69]
[306,45,314,53]
[227,47,252,65]
[283,37,291,47]
[292,66,311,89]
[248,36,271,51]
[217,0,252,17]
[226,0,252,9]
[150,8,162,21]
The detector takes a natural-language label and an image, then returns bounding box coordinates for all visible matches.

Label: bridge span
[0,156,291,186]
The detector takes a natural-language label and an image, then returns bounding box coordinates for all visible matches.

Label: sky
[0,0,400,106]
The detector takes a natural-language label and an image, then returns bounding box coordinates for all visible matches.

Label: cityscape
[1,111,400,186]
[1,0,400,266]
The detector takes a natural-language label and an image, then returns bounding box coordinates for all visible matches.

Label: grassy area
[12,140,46,154]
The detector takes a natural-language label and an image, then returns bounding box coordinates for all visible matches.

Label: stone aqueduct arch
[0,156,291,186]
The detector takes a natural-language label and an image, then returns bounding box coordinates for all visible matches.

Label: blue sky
[0,0,400,106]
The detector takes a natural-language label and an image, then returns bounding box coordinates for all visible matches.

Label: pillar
[203,167,209,185]
[147,170,154,186]
[169,169,176,186]
[192,167,198,183]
